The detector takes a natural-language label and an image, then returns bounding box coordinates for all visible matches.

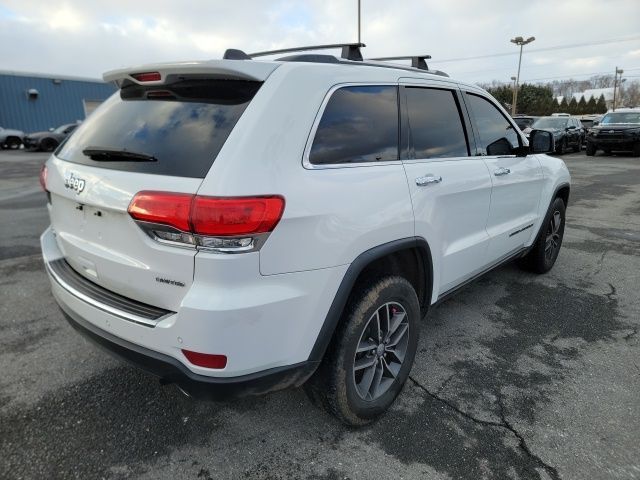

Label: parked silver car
[0,126,24,149]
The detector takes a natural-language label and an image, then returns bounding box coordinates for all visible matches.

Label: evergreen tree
[596,94,607,113]
[568,97,578,114]
[559,97,569,113]
[586,96,597,113]
[577,96,587,114]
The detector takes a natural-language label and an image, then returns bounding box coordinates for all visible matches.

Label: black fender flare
[307,237,433,363]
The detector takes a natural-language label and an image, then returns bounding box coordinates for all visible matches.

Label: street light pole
[510,36,535,115]
[357,0,361,44]
[612,67,623,111]
[511,76,517,111]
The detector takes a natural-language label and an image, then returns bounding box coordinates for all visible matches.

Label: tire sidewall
[542,198,566,270]
[335,277,420,422]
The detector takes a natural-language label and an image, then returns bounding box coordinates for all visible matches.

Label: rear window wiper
[82,146,157,162]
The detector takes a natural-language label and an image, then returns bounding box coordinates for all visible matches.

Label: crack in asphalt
[605,283,617,303]
[435,372,456,395]
[408,376,561,480]
[623,327,638,342]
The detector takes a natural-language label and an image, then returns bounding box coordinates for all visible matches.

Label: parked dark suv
[23,123,79,151]
[586,109,640,156]
[530,116,584,154]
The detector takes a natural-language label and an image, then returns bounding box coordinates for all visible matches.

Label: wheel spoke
[387,310,406,337]
[369,360,384,398]
[388,323,409,347]
[357,362,377,398]
[387,347,405,363]
[552,211,561,234]
[356,338,377,353]
[545,235,553,252]
[375,311,382,342]
[354,355,377,371]
[382,357,399,378]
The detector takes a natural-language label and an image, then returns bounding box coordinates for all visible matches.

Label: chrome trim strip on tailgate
[45,258,173,327]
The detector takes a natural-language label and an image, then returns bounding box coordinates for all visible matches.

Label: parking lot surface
[1,149,639,479]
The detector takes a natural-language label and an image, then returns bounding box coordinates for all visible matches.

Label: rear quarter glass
[56,79,262,178]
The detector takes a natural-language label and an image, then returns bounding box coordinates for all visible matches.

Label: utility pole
[612,67,623,111]
[510,36,535,115]
[357,0,361,44]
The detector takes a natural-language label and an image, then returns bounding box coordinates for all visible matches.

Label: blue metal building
[0,71,116,133]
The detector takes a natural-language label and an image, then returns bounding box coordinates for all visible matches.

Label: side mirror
[593,121,599,126]
[529,129,555,154]
[48,127,54,132]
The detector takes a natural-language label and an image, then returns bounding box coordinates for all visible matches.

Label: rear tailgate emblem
[64,173,86,194]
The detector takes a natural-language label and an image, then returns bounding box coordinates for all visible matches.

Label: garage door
[83,100,103,118]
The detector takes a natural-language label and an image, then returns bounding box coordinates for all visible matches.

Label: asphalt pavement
[1,149,638,479]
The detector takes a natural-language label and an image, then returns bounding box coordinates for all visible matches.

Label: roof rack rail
[369,55,432,70]
[223,43,366,62]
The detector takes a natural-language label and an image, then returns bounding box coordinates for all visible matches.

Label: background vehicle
[512,115,538,131]
[576,114,602,130]
[0,126,24,149]
[586,108,640,156]
[531,116,584,154]
[40,45,568,425]
[23,123,79,151]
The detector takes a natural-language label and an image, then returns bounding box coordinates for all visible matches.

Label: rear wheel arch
[307,237,433,363]
[556,184,570,207]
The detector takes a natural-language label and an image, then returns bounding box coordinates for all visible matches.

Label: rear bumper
[58,302,317,400]
[41,226,345,397]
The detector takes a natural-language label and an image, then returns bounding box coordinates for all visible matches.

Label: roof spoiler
[103,61,278,87]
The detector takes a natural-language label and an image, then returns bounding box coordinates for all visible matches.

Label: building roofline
[0,69,110,84]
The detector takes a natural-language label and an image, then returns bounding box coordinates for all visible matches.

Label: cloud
[0,0,638,84]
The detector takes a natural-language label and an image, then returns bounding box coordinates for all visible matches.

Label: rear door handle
[415,175,442,187]
[494,167,511,176]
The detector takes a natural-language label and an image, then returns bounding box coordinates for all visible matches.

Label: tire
[40,138,58,152]
[6,137,21,149]
[586,143,596,156]
[304,276,420,426]
[633,143,640,157]
[603,148,611,155]
[518,197,566,274]
[572,138,581,153]
[556,138,567,155]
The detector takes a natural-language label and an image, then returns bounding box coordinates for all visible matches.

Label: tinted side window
[466,94,520,156]
[405,87,468,159]
[309,86,398,165]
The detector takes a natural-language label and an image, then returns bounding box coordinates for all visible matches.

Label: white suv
[40,44,570,425]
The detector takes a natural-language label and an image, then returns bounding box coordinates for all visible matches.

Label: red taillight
[128,191,193,231]
[182,350,227,369]
[39,164,48,192]
[191,196,285,236]
[127,192,285,237]
[131,71,161,82]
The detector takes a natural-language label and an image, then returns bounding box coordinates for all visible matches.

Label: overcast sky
[1,0,639,84]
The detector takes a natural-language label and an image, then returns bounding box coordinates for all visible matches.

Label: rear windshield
[514,118,533,129]
[56,79,261,178]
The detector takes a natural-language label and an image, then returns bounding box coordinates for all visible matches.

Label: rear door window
[309,85,399,165]
[404,87,469,159]
[56,79,261,178]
